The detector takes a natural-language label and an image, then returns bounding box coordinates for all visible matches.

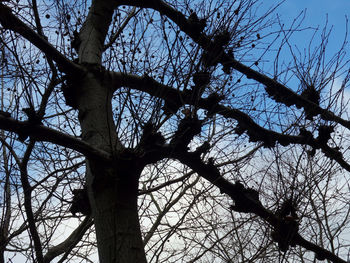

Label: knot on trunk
[271,199,299,251]
[171,116,202,150]
[271,216,299,252]
[70,187,91,216]
[139,122,165,150]
[230,182,261,213]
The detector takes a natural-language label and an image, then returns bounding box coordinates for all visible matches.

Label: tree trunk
[76,72,147,262]
[88,164,146,263]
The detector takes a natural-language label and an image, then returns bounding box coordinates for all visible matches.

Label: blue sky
[280,0,350,21]
[274,0,349,53]
[256,0,350,97]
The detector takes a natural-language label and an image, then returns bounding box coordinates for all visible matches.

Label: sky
[273,0,350,55]
[259,0,350,100]
[280,0,350,23]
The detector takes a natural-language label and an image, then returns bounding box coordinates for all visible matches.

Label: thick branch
[112,73,350,172]
[119,0,207,41]
[0,4,81,74]
[78,0,120,64]
[0,139,12,261]
[222,59,350,130]
[0,114,111,161]
[295,234,347,263]
[43,217,93,263]
[171,150,272,219]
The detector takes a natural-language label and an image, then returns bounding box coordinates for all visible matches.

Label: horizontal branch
[295,234,347,263]
[149,144,348,263]
[0,114,111,161]
[223,58,350,130]
[111,72,350,172]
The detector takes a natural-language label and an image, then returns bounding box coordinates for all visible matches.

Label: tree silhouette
[0,0,349,262]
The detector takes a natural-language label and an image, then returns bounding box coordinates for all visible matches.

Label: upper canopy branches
[114,0,349,126]
[0,3,81,74]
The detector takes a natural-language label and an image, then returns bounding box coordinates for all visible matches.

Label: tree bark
[88,164,146,263]
[76,71,147,262]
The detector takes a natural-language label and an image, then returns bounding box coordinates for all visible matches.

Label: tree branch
[112,72,350,172]
[103,6,139,51]
[163,146,348,263]
[20,141,44,263]
[43,217,93,263]
[0,114,111,161]
[0,4,82,74]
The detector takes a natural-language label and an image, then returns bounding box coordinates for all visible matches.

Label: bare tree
[0,0,349,262]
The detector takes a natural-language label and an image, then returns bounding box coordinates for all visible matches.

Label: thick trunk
[77,72,147,262]
[88,165,146,263]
